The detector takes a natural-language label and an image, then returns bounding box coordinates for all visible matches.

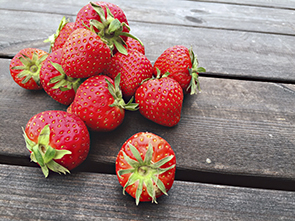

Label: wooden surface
[0,0,295,219]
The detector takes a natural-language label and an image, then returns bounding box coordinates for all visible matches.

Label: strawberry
[10,48,48,90]
[106,48,153,99]
[61,27,112,78]
[135,71,184,127]
[69,74,138,131]
[125,37,145,55]
[44,16,75,53]
[23,110,90,177]
[74,1,142,55]
[116,132,176,205]
[153,45,206,95]
[40,48,82,105]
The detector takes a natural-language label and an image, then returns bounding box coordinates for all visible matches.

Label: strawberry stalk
[12,52,48,86]
[88,2,143,55]
[118,143,175,205]
[188,48,206,95]
[49,61,82,92]
[105,73,138,111]
[23,125,71,177]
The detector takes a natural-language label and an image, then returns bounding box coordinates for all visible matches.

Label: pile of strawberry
[10,1,205,205]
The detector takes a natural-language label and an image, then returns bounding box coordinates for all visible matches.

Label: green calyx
[12,52,48,86]
[118,143,176,205]
[105,73,138,111]
[23,125,71,178]
[187,48,206,95]
[44,16,69,53]
[49,61,81,92]
[88,2,143,55]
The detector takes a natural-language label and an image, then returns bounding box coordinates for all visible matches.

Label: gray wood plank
[0,164,294,220]
[1,10,295,82]
[1,58,294,180]
[1,0,295,35]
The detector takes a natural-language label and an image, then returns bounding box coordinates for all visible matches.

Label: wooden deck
[1,0,295,220]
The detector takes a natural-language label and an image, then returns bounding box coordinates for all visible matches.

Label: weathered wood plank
[0,164,294,220]
[1,10,295,82]
[1,58,294,180]
[2,0,295,35]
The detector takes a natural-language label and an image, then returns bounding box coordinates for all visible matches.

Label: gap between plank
[1,154,295,192]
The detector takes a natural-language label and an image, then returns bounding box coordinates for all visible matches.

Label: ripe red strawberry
[125,37,145,55]
[61,28,111,78]
[135,71,184,127]
[40,48,82,105]
[10,48,48,90]
[69,74,138,131]
[23,110,90,177]
[153,45,206,95]
[44,16,75,53]
[74,2,141,55]
[106,48,153,99]
[116,132,176,205]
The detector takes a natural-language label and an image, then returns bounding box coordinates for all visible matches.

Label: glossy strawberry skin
[69,75,125,131]
[10,48,48,90]
[106,48,153,99]
[52,22,75,52]
[61,28,111,78]
[74,1,129,42]
[24,110,90,171]
[125,37,145,55]
[153,45,193,93]
[116,132,176,203]
[135,77,184,127]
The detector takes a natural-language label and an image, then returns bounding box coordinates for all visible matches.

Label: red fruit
[153,45,206,95]
[44,17,75,52]
[125,37,145,55]
[40,48,82,105]
[74,2,141,55]
[69,74,138,131]
[61,28,111,78]
[23,110,90,177]
[135,72,184,127]
[116,132,176,205]
[10,48,48,90]
[106,48,153,99]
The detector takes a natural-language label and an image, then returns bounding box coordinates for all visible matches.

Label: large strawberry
[69,74,138,131]
[116,132,176,205]
[61,27,112,78]
[74,1,141,55]
[23,110,90,177]
[40,48,82,105]
[153,45,206,95]
[135,71,184,127]
[10,48,48,90]
[44,16,75,53]
[106,48,153,99]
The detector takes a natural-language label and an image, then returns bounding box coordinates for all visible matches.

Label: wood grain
[1,3,295,81]
[1,58,294,180]
[0,164,294,220]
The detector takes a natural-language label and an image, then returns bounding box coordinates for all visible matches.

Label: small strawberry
[10,48,48,90]
[135,70,184,127]
[153,45,206,95]
[74,1,142,55]
[116,132,176,205]
[44,16,75,53]
[106,48,153,99]
[23,110,90,177]
[61,27,112,78]
[69,74,138,131]
[40,48,82,105]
